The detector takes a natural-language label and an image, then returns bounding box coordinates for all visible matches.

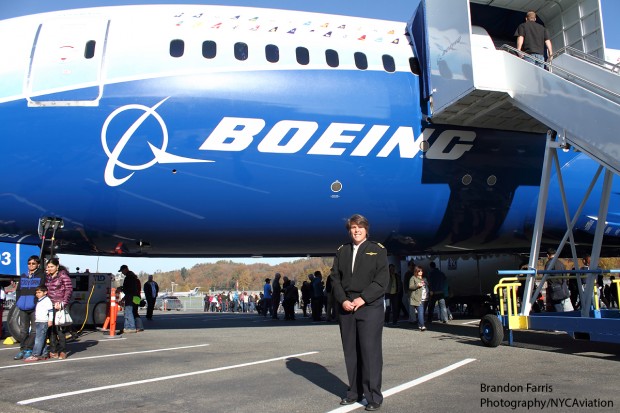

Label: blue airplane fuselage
[1,5,618,258]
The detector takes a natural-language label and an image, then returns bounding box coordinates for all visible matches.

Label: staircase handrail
[551,45,620,75]
[499,44,620,102]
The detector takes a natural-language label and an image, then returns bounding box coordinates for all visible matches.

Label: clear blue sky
[0,1,417,21]
[4,0,618,274]
[601,0,620,49]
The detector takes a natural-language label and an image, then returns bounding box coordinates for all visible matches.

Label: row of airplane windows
[169,39,420,74]
[77,39,420,75]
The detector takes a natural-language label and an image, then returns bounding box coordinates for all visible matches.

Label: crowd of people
[200,271,332,322]
[6,250,617,353]
[203,290,258,313]
[519,249,620,313]
[257,271,330,322]
[228,250,620,331]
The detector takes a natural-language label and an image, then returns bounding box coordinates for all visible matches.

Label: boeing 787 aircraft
[1,0,619,299]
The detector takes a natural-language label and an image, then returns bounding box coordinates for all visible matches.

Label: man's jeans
[18,309,37,350]
[524,53,545,68]
[124,303,136,330]
[428,294,449,322]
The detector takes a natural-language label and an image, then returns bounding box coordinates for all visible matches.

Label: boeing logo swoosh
[101,97,212,187]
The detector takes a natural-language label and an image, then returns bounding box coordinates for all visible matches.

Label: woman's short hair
[345,214,369,231]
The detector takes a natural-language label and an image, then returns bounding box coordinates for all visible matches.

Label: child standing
[23,286,53,362]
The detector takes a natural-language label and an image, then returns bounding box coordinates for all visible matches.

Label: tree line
[138,257,334,293]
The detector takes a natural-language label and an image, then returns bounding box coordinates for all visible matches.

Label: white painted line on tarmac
[151,313,259,322]
[18,350,319,405]
[461,320,481,325]
[326,358,477,413]
[0,336,127,352]
[0,337,127,354]
[67,337,128,343]
[0,343,209,370]
[198,315,255,321]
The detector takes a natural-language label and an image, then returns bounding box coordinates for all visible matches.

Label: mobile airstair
[409,0,620,346]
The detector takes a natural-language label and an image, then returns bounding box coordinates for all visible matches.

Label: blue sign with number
[0,242,40,276]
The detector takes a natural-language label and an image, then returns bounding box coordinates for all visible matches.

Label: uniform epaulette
[371,241,385,249]
[337,244,344,251]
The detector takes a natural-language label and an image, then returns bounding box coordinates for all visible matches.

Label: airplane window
[296,47,310,65]
[382,54,396,73]
[234,42,249,61]
[84,40,96,59]
[409,57,421,75]
[354,52,368,70]
[325,49,339,68]
[170,39,184,58]
[202,41,217,59]
[265,44,279,63]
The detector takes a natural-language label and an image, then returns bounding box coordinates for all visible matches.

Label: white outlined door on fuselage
[26,16,109,106]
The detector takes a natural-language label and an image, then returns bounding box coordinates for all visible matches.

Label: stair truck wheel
[479,314,504,347]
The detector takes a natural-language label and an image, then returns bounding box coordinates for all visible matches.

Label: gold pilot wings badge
[366,252,378,255]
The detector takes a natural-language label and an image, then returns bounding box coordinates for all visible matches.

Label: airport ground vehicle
[155,296,183,311]
[479,270,620,347]
[6,272,113,341]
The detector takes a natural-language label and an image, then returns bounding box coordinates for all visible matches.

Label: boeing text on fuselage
[102,99,476,187]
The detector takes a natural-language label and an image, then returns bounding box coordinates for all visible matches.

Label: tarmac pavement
[1,310,619,413]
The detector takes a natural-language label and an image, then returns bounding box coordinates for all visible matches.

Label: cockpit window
[84,40,96,59]
[296,47,310,65]
[325,49,339,68]
[234,42,249,61]
[170,39,184,58]
[202,41,217,59]
[266,44,279,63]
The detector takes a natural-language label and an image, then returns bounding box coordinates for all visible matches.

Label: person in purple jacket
[45,258,73,360]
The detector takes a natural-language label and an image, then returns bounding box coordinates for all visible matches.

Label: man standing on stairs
[515,11,553,68]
